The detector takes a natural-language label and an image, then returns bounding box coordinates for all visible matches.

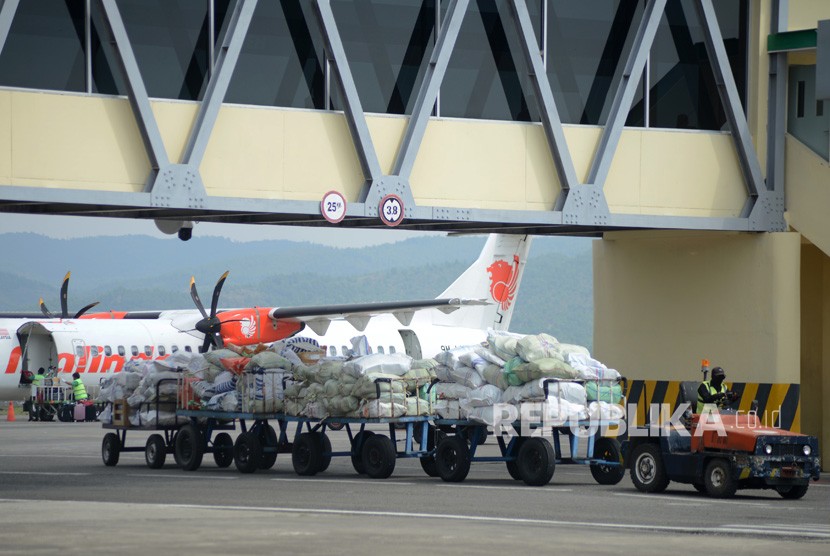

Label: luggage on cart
[74,403,86,421]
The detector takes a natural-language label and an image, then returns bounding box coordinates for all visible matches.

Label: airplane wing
[267,298,490,335]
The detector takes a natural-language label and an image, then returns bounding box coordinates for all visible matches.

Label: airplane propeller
[190,271,230,352]
[39,272,100,319]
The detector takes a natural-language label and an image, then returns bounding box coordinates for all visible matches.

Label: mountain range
[0,232,595,349]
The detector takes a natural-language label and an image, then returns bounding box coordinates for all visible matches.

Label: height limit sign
[321,190,346,224]
[379,194,404,227]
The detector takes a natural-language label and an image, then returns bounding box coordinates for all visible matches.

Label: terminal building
[0,0,828,457]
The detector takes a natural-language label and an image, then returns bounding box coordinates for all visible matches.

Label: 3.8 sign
[379,194,404,227]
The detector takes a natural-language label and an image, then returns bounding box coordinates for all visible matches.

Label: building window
[0,0,86,92]
[817,99,824,117]
[797,80,805,118]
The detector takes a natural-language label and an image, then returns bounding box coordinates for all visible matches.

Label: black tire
[775,484,809,500]
[175,424,204,471]
[590,437,625,485]
[212,432,234,468]
[145,434,167,469]
[517,437,555,486]
[692,482,707,493]
[435,435,471,483]
[418,426,444,478]
[258,425,278,470]
[102,432,120,466]
[629,443,670,493]
[327,422,345,431]
[506,437,526,481]
[362,434,397,479]
[318,434,332,473]
[234,432,261,474]
[57,405,73,422]
[293,432,323,476]
[704,458,737,498]
[39,407,54,422]
[351,431,375,474]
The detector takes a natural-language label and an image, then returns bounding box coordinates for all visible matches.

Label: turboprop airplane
[0,234,531,400]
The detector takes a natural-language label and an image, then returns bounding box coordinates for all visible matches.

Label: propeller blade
[73,301,100,319]
[201,335,212,354]
[190,276,209,320]
[40,298,53,318]
[210,271,229,318]
[60,271,70,319]
[212,331,224,349]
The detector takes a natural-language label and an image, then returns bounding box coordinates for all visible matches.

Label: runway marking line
[271,478,415,486]
[0,471,90,476]
[127,474,239,480]
[613,492,771,508]
[2,499,826,540]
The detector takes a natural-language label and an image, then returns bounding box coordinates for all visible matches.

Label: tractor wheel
[435,435,471,483]
[212,432,234,468]
[351,431,375,475]
[590,437,625,485]
[517,437,555,486]
[102,432,120,467]
[233,432,262,474]
[175,424,204,471]
[775,484,809,500]
[144,434,167,469]
[629,443,670,493]
[362,434,397,479]
[704,458,737,498]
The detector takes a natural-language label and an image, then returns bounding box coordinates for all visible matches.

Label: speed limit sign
[321,190,347,224]
[379,194,404,227]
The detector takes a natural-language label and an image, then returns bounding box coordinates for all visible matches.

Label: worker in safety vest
[66,372,88,402]
[28,368,46,421]
[696,366,734,413]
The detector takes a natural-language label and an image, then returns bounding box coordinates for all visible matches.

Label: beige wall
[785,135,830,255]
[593,231,801,385]
[799,243,830,462]
[0,89,749,218]
[787,0,830,31]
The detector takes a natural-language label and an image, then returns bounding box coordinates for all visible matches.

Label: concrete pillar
[593,231,801,384]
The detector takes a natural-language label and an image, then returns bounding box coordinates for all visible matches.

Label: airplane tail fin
[433,234,531,331]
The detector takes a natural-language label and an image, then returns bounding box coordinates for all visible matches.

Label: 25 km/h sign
[379,194,404,227]
[321,190,347,224]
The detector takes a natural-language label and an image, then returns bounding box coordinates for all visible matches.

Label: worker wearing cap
[696,366,729,413]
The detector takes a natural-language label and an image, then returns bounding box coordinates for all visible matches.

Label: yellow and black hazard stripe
[626,380,801,432]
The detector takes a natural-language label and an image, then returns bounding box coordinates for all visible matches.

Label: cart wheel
[629,443,669,493]
[351,431,375,474]
[327,422,345,431]
[293,432,323,476]
[175,424,204,471]
[234,431,261,474]
[506,437,526,481]
[704,458,736,498]
[590,437,625,485]
[39,407,54,422]
[362,434,396,479]
[145,434,167,469]
[517,437,555,486]
[258,425,278,470]
[102,432,120,466]
[418,426,445,478]
[775,484,809,499]
[57,405,73,422]
[435,435,471,483]
[318,433,332,473]
[212,432,234,468]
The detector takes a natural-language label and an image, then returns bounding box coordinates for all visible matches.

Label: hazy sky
[0,213,438,246]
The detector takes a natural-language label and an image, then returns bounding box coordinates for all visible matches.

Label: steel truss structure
[0,0,786,235]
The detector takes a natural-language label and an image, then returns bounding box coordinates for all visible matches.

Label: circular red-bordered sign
[379,194,404,227]
[321,190,347,223]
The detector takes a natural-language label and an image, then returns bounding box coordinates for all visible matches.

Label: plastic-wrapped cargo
[567,353,622,381]
[434,399,462,419]
[433,382,472,401]
[588,401,625,420]
[343,353,413,378]
[359,399,406,418]
[502,379,586,406]
[487,329,525,360]
[464,384,503,407]
[516,333,562,362]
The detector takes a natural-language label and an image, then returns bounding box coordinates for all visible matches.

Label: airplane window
[90,346,99,357]
[184,346,192,353]
[171,345,178,353]
[341,345,348,355]
[131,346,138,356]
[118,346,125,357]
[144,345,152,357]
[389,346,396,354]
[104,346,112,356]
[329,346,336,356]
[158,346,166,356]
[377,346,385,354]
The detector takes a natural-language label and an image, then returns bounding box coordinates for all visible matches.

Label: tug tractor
[625,381,821,499]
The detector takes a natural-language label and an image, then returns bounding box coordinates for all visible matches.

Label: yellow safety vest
[72,378,88,401]
[696,380,727,413]
[32,375,44,387]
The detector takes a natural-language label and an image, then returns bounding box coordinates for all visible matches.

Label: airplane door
[72,339,86,373]
[398,330,422,359]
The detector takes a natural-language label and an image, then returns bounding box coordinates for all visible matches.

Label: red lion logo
[487,255,520,311]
